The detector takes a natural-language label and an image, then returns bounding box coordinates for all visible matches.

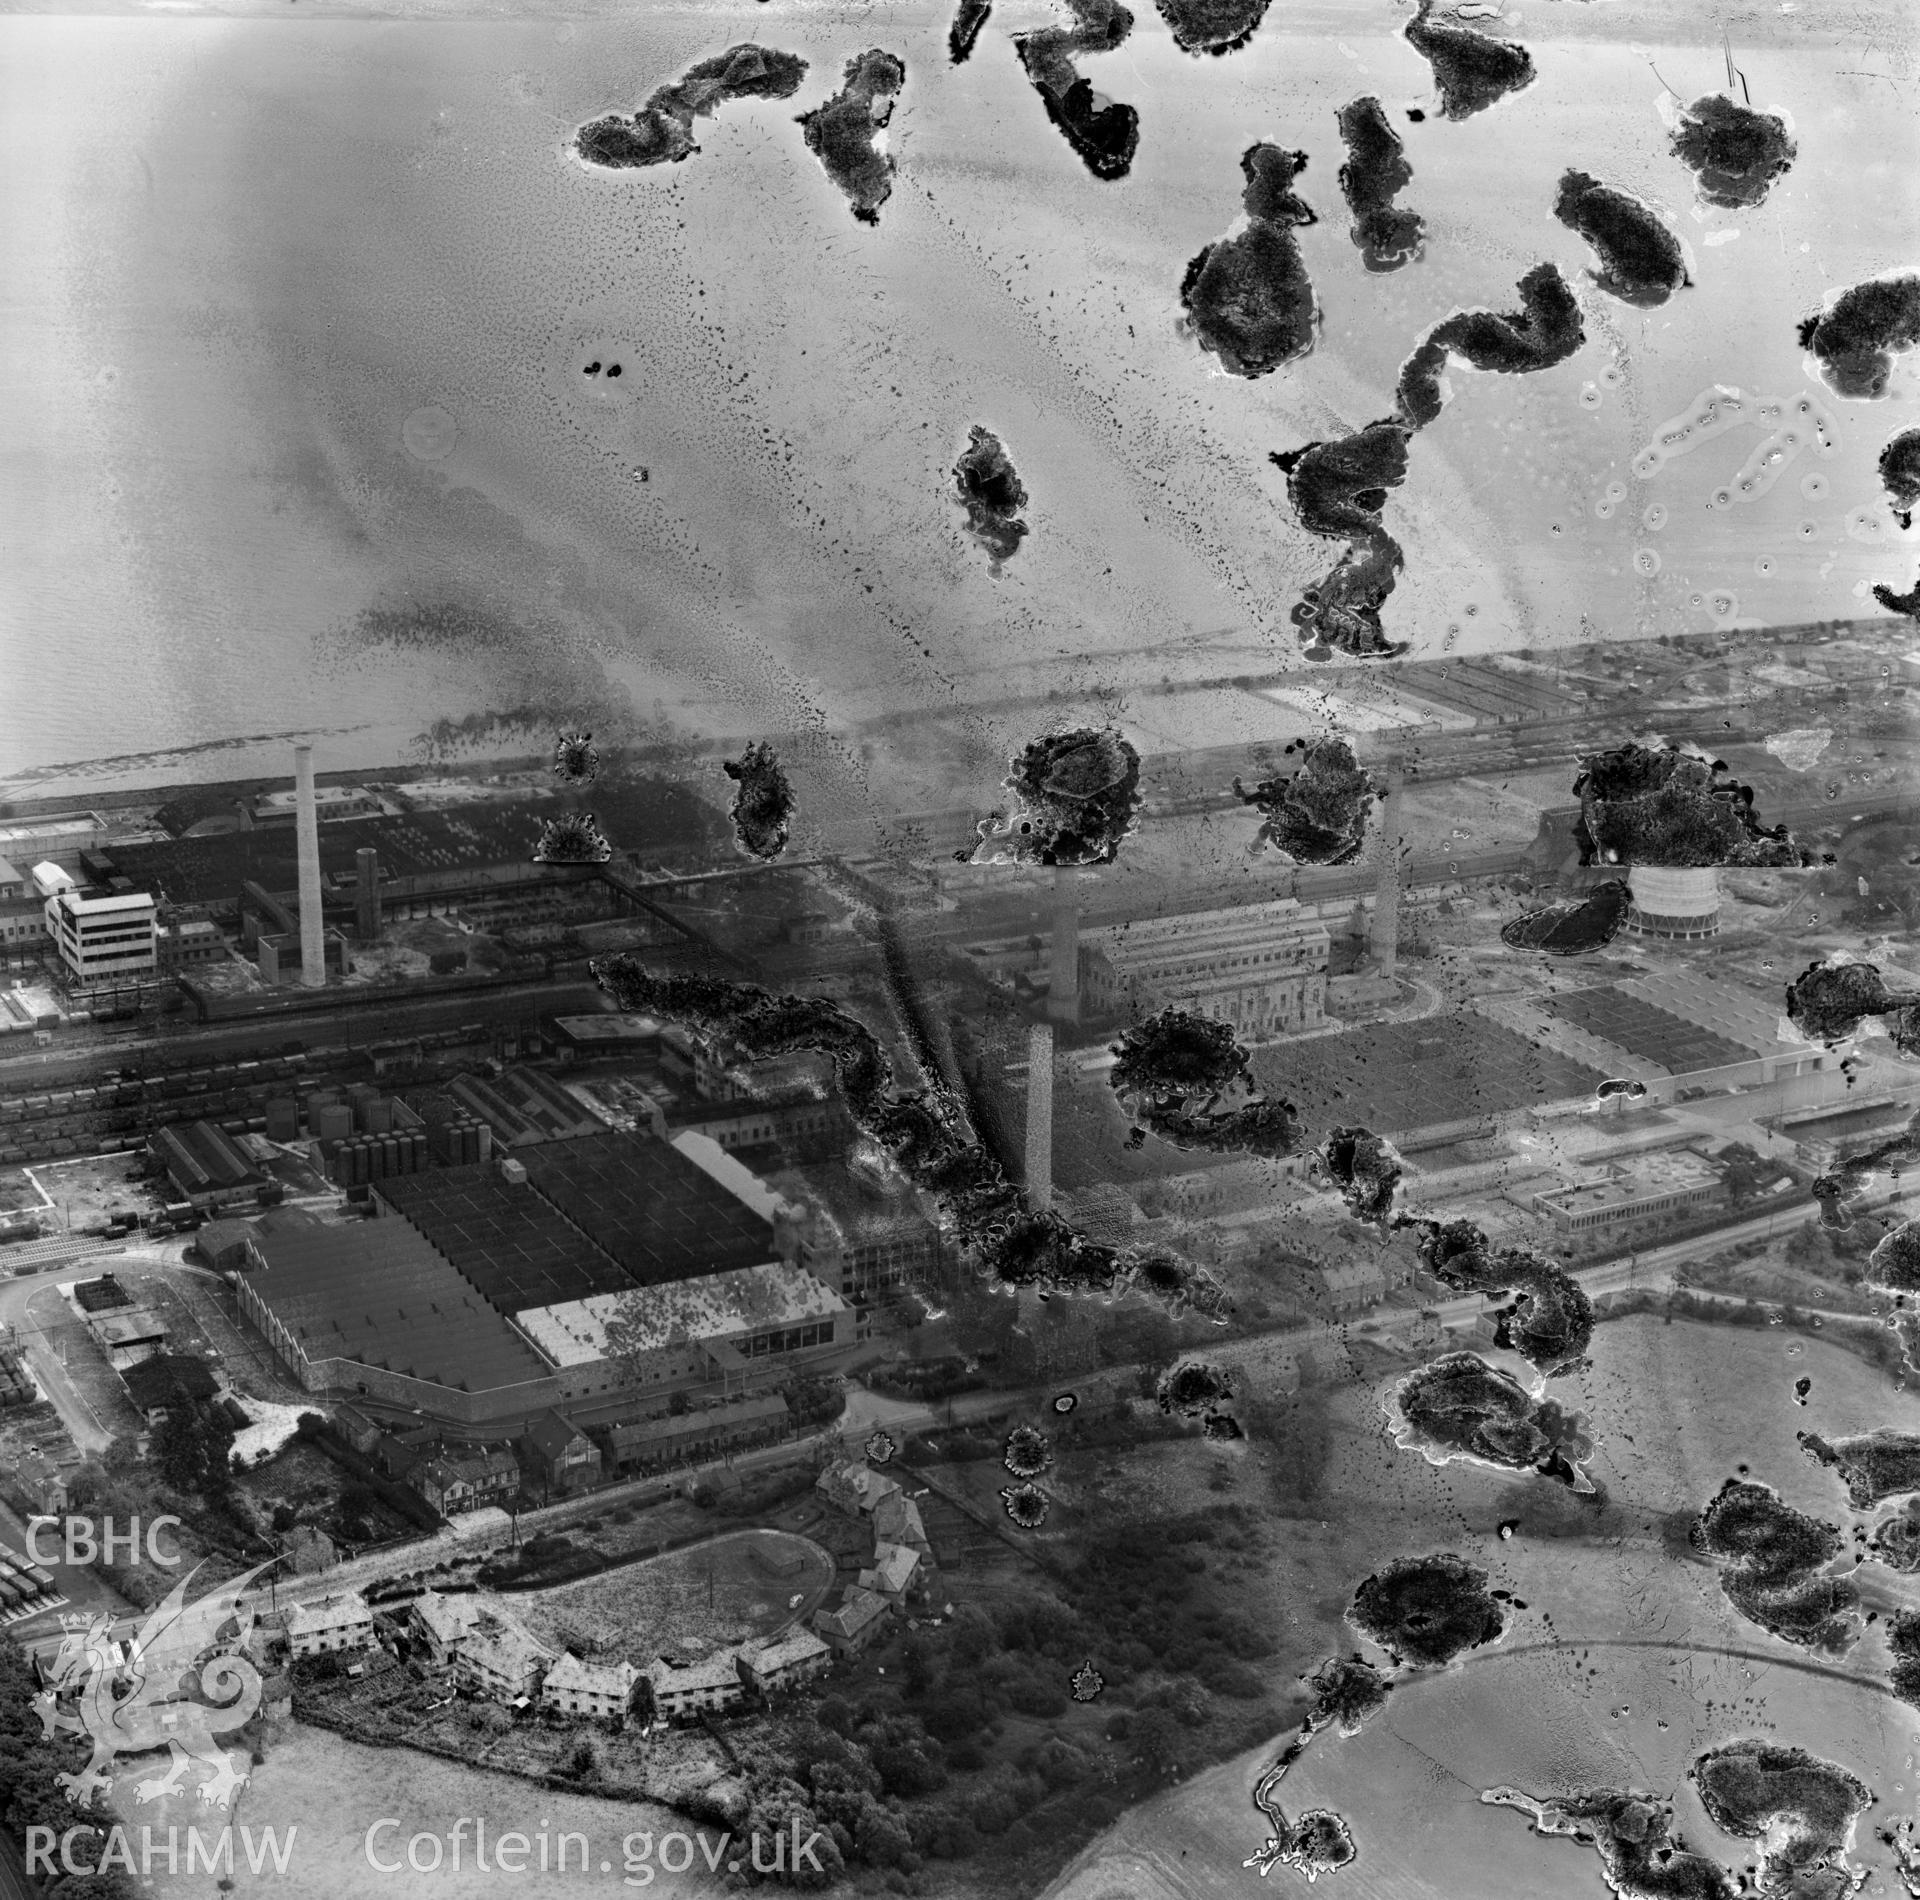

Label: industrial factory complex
[0,614,1917,1485]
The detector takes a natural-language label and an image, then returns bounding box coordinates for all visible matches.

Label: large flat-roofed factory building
[236,1129,855,1437]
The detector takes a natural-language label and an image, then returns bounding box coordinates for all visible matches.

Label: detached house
[542,1653,640,1723]
[519,1411,602,1498]
[858,1541,921,1606]
[739,1628,832,1695]
[815,1460,901,1519]
[413,1444,521,1517]
[455,1610,554,1702]
[284,1592,375,1658]
[410,1589,484,1666]
[871,1493,930,1556]
[648,1651,747,1722]
[811,1585,892,1658]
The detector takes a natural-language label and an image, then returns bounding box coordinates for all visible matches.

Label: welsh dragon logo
[33,1562,274,1810]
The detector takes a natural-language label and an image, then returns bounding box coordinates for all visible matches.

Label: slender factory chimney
[1046,869,1080,1026]
[355,847,381,944]
[294,743,326,988]
[1372,759,1401,980]
[1024,1022,1054,1213]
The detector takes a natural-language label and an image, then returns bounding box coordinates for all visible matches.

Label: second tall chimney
[294,744,326,988]
[1024,1023,1054,1213]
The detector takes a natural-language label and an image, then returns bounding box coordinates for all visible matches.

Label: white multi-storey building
[39,868,157,989]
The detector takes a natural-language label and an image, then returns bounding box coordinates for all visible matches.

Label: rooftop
[545,1653,639,1698]
[377,1163,636,1312]
[249,1220,552,1393]
[744,1628,831,1674]
[515,1263,838,1367]
[1543,985,1756,1075]
[605,1394,789,1448]
[516,1131,776,1290]
[1539,1149,1722,1216]
[1250,1014,1605,1139]
[669,1132,790,1223]
[649,1650,745,1696]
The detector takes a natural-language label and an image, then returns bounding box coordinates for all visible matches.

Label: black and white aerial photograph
[3,0,1920,1893]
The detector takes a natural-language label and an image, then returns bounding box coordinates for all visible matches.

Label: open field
[142,1721,718,1900]
[516,1529,835,1664]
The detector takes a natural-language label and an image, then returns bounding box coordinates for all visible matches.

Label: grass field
[516,1529,834,1664]
[143,1723,718,1900]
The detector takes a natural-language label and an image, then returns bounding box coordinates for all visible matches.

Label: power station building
[1086,899,1330,1039]
[1624,866,1722,942]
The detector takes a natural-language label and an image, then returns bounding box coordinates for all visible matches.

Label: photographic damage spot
[1891,1610,1920,1707]
[1391,1351,1596,1493]
[1245,1808,1356,1884]
[574,45,810,169]
[1001,1480,1051,1528]
[798,49,906,225]
[1052,1392,1078,1415]
[973,725,1143,868]
[590,957,1230,1317]
[1798,1428,1920,1509]
[1869,1218,1920,1293]
[1394,264,1586,430]
[1348,1551,1508,1668]
[1004,1424,1053,1477]
[1153,0,1274,57]
[953,426,1030,569]
[1483,1787,1737,1900]
[1798,273,1920,401]
[1691,1478,1860,1653]
[1180,145,1321,378]
[1880,428,1920,529]
[1069,1659,1104,1702]
[1554,169,1690,308]
[1670,94,1797,209]
[1811,1119,1920,1231]
[1110,1009,1301,1158]
[1409,1218,1594,1376]
[532,810,613,864]
[1321,1126,1405,1228]
[865,1429,897,1465]
[948,0,992,62]
[552,728,599,788]
[1500,880,1633,956]
[1403,0,1535,119]
[1335,96,1426,272]
[1013,0,1139,181]
[722,741,796,861]
[1234,731,1381,865]
[1574,742,1806,868]
[1786,958,1920,1048]
[1271,420,1413,660]
[1156,1359,1234,1417]
[1874,572,1920,621]
[1690,1741,1870,1897]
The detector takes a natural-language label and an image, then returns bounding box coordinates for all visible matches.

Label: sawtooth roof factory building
[235,1128,855,1438]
